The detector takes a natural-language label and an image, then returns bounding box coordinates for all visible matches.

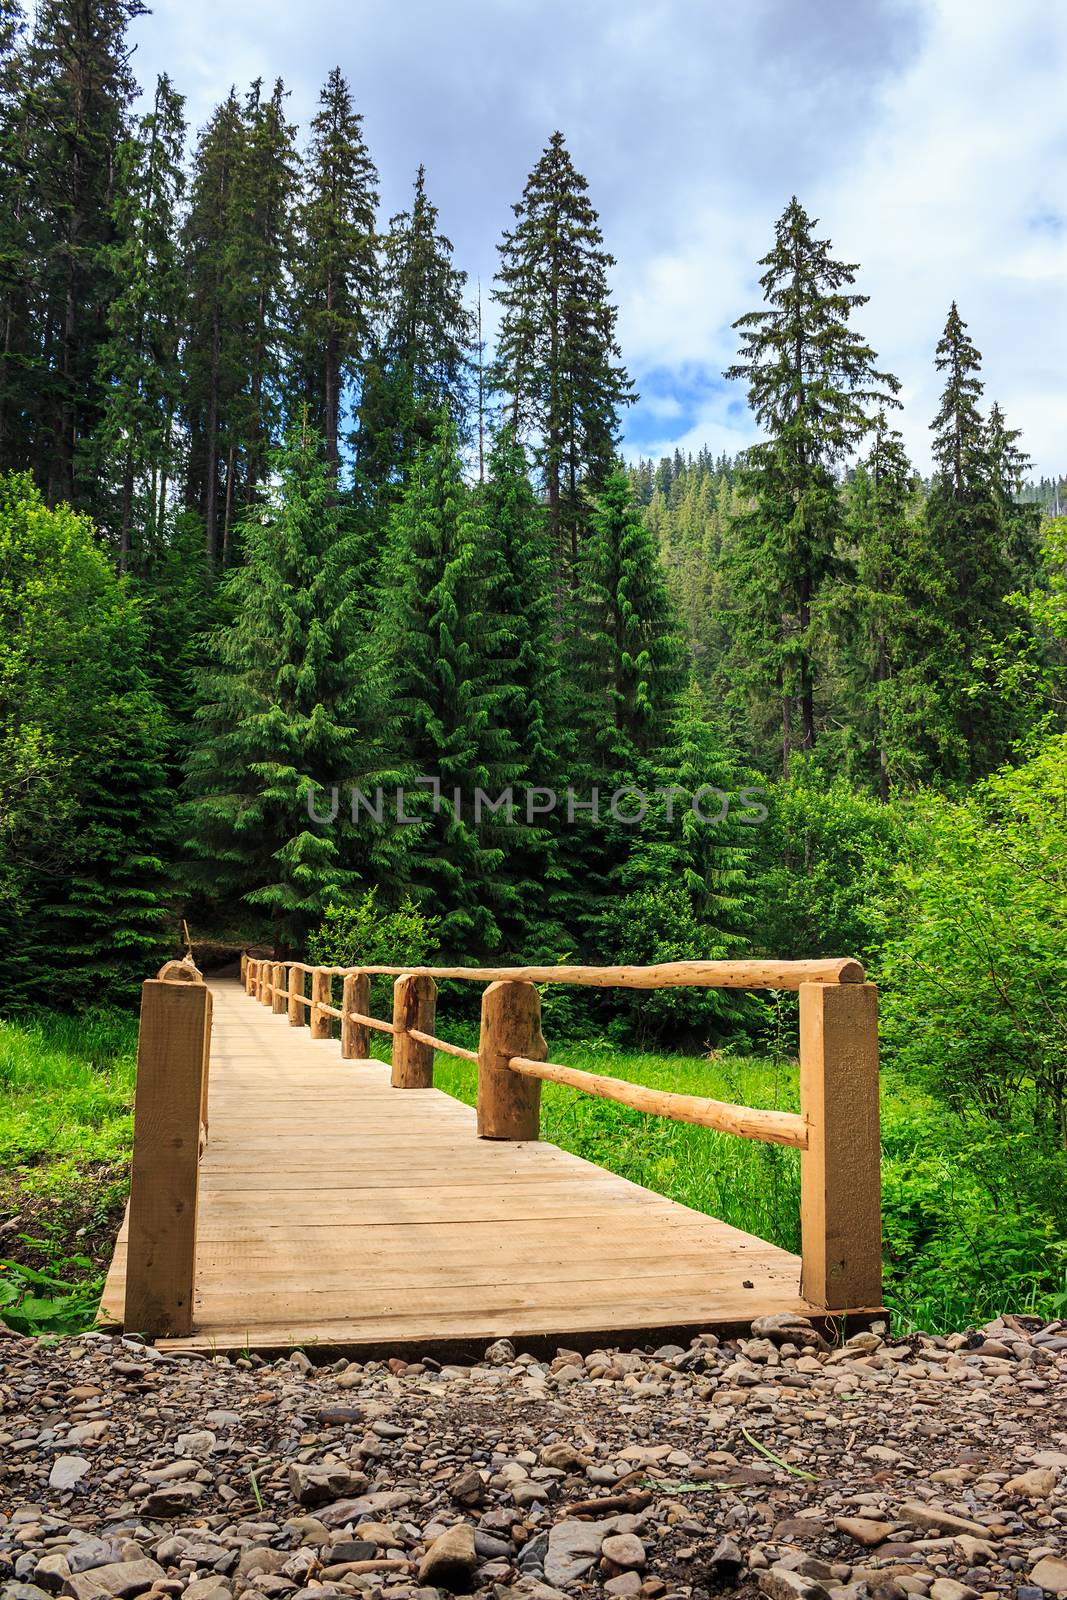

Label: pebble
[0,1317,1060,1600]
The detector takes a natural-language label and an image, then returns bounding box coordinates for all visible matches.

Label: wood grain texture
[507,1054,807,1147]
[303,958,865,990]
[310,969,332,1039]
[100,979,879,1356]
[390,974,437,1088]
[124,980,210,1338]
[341,973,371,1059]
[799,981,882,1310]
[287,964,304,1026]
[477,981,545,1140]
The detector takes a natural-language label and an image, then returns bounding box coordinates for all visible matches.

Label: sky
[129,0,1067,477]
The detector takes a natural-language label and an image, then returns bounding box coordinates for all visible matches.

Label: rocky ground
[1,1314,1065,1600]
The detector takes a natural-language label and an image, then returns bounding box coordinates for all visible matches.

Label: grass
[0,1009,137,1333]
[2,1005,1065,1338]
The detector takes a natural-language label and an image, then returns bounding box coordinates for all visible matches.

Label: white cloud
[130,0,1066,474]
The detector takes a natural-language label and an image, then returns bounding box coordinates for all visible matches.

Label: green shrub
[598,883,764,1046]
[753,759,913,965]
[306,888,440,969]
[880,733,1067,1140]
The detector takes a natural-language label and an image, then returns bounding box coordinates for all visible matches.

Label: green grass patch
[0,1009,137,1332]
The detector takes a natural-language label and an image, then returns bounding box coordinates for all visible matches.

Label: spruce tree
[724,197,899,772]
[375,412,522,955]
[601,680,758,1041]
[843,415,928,795]
[356,166,472,503]
[570,468,685,770]
[925,303,1018,774]
[0,0,32,474]
[88,74,187,567]
[986,399,1040,584]
[493,131,633,568]
[21,0,147,514]
[477,423,568,948]
[293,67,378,476]
[232,78,299,512]
[182,90,248,561]
[184,423,401,949]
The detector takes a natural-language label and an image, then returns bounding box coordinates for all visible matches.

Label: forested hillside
[2,0,1066,1326]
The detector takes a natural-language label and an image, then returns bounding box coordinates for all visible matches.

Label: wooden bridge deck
[100,979,829,1357]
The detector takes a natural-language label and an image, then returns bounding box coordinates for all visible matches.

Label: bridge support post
[799,981,882,1312]
[391,974,437,1086]
[342,972,371,1059]
[125,973,211,1338]
[271,962,286,1015]
[259,962,273,1006]
[477,980,545,1140]
[288,964,304,1025]
[310,969,332,1039]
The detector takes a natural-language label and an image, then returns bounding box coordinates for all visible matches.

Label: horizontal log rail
[274,957,864,990]
[231,951,883,1317]
[506,1054,808,1147]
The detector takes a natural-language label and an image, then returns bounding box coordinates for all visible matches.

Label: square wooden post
[124,979,211,1337]
[390,974,437,1086]
[310,968,332,1039]
[477,980,545,1140]
[341,972,371,1059]
[799,981,882,1311]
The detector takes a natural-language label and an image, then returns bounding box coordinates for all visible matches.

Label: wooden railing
[240,954,882,1317]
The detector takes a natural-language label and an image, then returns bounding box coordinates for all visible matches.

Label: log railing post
[799,981,882,1311]
[390,974,437,1087]
[124,970,211,1337]
[259,960,273,1006]
[288,963,304,1025]
[310,967,332,1040]
[341,972,371,1059]
[271,961,286,1015]
[477,980,545,1140]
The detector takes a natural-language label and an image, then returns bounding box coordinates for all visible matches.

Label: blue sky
[130,0,1067,475]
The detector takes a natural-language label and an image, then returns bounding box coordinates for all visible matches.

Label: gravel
[1,1314,1065,1600]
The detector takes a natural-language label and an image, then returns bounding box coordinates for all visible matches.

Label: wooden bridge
[99,955,884,1356]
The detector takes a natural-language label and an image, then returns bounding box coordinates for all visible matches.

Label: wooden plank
[799,981,882,1310]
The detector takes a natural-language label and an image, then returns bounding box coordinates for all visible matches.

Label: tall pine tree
[292,67,378,476]
[924,303,1020,775]
[184,423,402,949]
[88,73,187,566]
[724,197,898,772]
[375,412,522,955]
[493,131,633,568]
[356,166,472,504]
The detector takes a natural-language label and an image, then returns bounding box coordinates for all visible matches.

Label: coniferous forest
[2,0,1067,1330]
